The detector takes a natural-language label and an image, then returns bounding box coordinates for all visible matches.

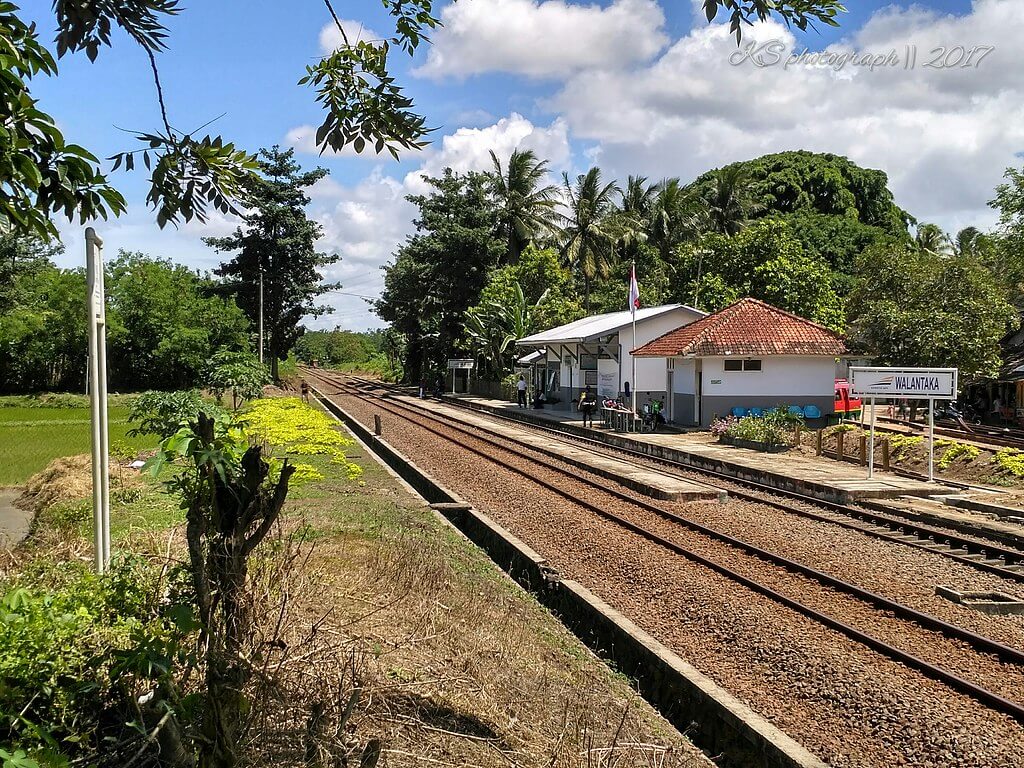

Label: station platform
[393,395,723,502]
[436,394,946,504]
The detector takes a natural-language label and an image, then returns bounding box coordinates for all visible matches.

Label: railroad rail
[875,415,1024,452]
[325,371,1024,583]
[308,370,1024,727]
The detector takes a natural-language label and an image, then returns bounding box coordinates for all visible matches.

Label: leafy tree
[488,148,559,262]
[106,251,250,390]
[206,350,269,410]
[848,244,1016,381]
[206,147,339,381]
[2,1,440,239]
[675,218,844,329]
[559,168,620,311]
[688,151,911,237]
[781,210,894,292]
[471,245,583,338]
[463,283,533,379]
[293,329,378,366]
[0,262,88,392]
[376,169,503,383]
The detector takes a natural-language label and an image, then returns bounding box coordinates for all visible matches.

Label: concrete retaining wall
[313,387,826,768]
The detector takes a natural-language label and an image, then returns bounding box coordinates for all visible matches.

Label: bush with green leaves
[0,557,197,765]
[128,390,225,440]
[718,408,795,446]
[206,350,270,410]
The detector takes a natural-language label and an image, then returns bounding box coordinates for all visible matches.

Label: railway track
[307,369,1024,731]
[875,415,1024,452]
[328,371,1024,584]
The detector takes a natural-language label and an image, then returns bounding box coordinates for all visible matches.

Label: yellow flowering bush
[938,442,979,469]
[240,397,362,483]
[887,433,923,459]
[994,448,1024,477]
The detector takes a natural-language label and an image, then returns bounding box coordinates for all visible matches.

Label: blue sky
[26,0,1016,329]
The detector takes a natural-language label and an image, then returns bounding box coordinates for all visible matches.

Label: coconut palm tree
[916,223,953,256]
[649,178,707,263]
[558,167,620,312]
[489,148,559,263]
[953,226,983,257]
[704,165,758,236]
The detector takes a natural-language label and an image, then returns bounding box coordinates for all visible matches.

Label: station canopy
[631,298,847,358]
[517,304,696,347]
[516,349,546,365]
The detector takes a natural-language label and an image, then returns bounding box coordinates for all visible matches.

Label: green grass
[0,405,155,486]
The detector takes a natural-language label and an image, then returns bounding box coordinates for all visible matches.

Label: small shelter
[517,304,705,409]
[631,298,847,426]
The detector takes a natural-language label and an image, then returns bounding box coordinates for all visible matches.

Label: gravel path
[327,382,1024,766]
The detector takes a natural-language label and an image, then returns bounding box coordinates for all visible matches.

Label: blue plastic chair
[802,405,822,419]
[731,406,748,418]
[788,405,804,417]
[748,407,764,418]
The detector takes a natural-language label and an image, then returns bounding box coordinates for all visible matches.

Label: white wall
[672,358,696,395]
[622,307,704,392]
[700,356,835,398]
[543,307,704,396]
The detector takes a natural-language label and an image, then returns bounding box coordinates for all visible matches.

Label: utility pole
[693,249,708,309]
[258,259,264,365]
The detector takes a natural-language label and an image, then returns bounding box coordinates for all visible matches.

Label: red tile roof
[632,298,847,358]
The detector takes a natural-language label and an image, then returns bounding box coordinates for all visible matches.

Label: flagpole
[631,261,637,415]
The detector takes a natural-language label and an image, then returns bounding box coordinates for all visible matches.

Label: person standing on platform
[516,374,528,408]
[578,386,598,427]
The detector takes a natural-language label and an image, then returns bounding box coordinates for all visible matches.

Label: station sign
[849,366,958,400]
[447,358,475,370]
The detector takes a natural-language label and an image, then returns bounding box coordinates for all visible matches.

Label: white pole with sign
[868,396,875,478]
[850,367,958,483]
[86,228,111,573]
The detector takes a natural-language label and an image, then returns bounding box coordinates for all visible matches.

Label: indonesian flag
[628,263,640,314]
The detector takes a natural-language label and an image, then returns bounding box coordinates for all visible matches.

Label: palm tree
[704,165,758,236]
[489,148,559,263]
[916,223,953,256]
[649,178,707,263]
[953,226,983,257]
[558,167,620,312]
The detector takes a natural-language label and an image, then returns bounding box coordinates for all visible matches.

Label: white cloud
[416,0,668,79]
[304,114,572,330]
[318,19,382,53]
[549,1,1024,227]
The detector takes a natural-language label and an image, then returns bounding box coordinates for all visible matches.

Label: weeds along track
[306,370,1024,766]
[340,373,1024,583]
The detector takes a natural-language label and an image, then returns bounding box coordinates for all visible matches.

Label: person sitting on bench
[532,390,546,409]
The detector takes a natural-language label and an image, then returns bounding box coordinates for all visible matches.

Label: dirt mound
[19,455,96,513]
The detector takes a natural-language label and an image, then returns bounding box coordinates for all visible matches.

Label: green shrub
[724,413,787,445]
[0,558,197,764]
[128,391,224,440]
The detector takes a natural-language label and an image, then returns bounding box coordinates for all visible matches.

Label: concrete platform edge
[450,397,941,504]
[315,388,826,768]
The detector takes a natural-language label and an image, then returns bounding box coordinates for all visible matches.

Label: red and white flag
[628,263,640,314]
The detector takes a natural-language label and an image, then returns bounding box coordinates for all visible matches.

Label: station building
[632,298,847,426]
[516,304,705,408]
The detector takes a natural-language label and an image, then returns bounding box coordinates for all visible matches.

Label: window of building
[724,359,762,372]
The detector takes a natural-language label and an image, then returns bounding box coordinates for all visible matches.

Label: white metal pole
[928,397,935,482]
[86,228,110,573]
[868,396,876,478]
